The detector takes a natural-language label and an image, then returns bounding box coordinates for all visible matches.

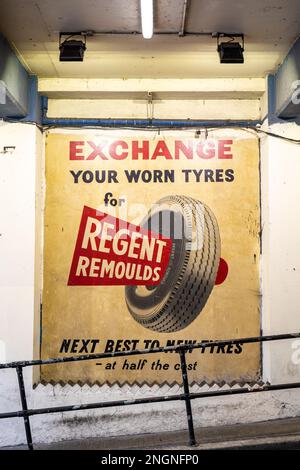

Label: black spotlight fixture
[216,34,244,64]
[59,32,87,62]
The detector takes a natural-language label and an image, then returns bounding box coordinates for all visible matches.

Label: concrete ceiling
[0,0,299,78]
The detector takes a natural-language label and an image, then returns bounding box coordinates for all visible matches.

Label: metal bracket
[147,92,154,120]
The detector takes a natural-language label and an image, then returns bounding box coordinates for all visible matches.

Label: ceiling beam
[38,78,265,100]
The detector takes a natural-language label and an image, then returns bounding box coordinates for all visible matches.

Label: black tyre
[125,195,220,333]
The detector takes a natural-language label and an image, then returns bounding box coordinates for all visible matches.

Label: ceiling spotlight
[217,34,244,64]
[59,32,87,62]
[140,0,153,39]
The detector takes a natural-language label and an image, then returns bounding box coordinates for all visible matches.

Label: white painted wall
[261,122,300,384]
[1,116,300,448]
[0,123,38,363]
[0,122,41,445]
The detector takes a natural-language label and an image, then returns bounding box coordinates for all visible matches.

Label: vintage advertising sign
[41,132,260,385]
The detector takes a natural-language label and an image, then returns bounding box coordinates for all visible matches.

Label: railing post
[179,349,196,446]
[16,366,33,450]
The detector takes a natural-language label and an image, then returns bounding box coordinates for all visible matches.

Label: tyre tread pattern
[126,195,220,333]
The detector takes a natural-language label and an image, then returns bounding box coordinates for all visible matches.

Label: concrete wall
[46,98,260,121]
[1,113,300,447]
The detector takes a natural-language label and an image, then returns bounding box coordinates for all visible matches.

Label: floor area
[3,416,300,450]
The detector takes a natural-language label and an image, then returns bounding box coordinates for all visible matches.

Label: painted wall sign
[41,132,260,385]
[67,206,172,286]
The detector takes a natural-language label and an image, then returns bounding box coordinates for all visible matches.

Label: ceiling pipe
[41,96,261,128]
[80,30,214,37]
[179,0,189,37]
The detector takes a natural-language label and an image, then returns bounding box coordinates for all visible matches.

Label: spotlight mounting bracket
[216,33,244,49]
[59,32,87,46]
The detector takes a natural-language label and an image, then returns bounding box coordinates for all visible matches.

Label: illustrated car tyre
[125,195,220,333]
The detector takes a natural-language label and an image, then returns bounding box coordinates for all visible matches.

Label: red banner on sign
[68,206,172,286]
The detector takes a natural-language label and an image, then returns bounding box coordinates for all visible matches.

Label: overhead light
[217,34,244,64]
[140,0,153,39]
[59,33,87,62]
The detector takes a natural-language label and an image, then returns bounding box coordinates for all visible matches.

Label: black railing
[1,332,300,450]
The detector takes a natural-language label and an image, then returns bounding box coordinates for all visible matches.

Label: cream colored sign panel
[41,133,260,385]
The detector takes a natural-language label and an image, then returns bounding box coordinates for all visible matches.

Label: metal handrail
[1,332,300,450]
